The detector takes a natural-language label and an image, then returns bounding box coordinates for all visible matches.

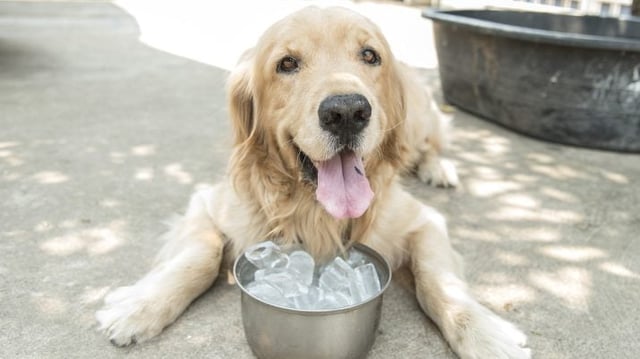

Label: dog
[96,6,530,359]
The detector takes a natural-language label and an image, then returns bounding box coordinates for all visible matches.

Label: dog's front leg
[96,187,224,346]
[408,205,531,359]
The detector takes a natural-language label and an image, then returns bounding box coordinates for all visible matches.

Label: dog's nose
[318,94,371,139]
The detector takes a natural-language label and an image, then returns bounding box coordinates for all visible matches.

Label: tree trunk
[632,0,640,17]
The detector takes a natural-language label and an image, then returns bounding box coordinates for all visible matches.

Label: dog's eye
[361,48,381,66]
[277,56,299,74]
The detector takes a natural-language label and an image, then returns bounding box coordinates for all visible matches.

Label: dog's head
[228,7,407,220]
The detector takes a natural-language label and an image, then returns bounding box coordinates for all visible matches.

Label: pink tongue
[316,151,374,219]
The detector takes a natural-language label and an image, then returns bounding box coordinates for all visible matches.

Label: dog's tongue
[316,151,374,219]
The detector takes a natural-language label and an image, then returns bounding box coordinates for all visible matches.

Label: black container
[423,9,640,152]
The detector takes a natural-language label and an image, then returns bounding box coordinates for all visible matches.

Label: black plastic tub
[423,9,640,152]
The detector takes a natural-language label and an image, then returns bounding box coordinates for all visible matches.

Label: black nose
[318,94,371,140]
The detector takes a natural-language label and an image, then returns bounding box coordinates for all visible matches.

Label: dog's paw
[448,304,531,359]
[95,285,167,346]
[417,157,459,188]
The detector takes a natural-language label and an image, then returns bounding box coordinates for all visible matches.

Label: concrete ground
[1,1,639,358]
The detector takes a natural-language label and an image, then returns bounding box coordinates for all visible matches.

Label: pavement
[1,1,639,358]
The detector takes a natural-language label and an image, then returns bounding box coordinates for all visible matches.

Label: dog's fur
[96,7,530,359]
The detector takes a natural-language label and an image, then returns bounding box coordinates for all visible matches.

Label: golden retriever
[96,7,530,359]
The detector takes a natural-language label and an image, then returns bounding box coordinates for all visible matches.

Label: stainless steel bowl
[233,243,392,359]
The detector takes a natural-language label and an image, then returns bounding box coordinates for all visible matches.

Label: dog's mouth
[298,150,318,185]
[297,148,374,219]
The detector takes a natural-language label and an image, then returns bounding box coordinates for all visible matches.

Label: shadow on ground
[409,68,640,358]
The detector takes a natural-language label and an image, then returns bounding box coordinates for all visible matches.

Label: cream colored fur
[96,7,529,359]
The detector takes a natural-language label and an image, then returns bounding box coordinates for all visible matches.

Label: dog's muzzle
[318,93,371,147]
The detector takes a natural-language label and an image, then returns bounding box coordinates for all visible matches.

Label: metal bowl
[233,243,392,359]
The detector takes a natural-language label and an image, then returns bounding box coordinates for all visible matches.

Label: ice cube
[346,248,367,267]
[307,286,323,303]
[244,241,289,269]
[254,268,265,282]
[318,290,353,309]
[287,250,315,285]
[319,266,366,304]
[351,275,368,302]
[290,286,324,310]
[355,263,381,300]
[261,268,309,298]
[332,257,357,278]
[319,257,363,301]
[320,257,357,284]
[319,265,349,292]
[245,281,289,306]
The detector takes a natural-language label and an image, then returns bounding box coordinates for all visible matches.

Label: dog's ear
[227,50,255,146]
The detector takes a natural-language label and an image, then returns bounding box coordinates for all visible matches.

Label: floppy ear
[227,50,255,146]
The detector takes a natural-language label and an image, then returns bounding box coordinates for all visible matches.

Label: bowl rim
[233,242,392,315]
[422,9,640,52]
